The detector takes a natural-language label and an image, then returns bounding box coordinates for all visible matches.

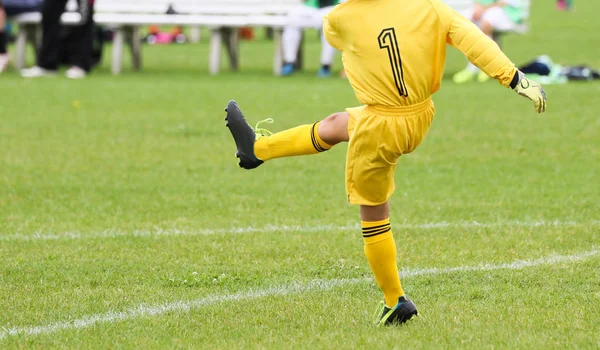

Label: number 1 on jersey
[378,28,408,97]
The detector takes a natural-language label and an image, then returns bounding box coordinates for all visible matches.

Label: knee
[480,20,493,35]
[318,112,349,145]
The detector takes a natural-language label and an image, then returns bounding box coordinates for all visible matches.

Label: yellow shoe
[477,71,490,83]
[452,68,476,84]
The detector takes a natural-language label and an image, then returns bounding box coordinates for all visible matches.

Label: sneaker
[376,296,418,326]
[0,54,9,73]
[317,67,331,78]
[65,66,86,79]
[452,68,476,84]
[477,71,490,83]
[224,100,273,170]
[281,63,294,76]
[21,66,57,78]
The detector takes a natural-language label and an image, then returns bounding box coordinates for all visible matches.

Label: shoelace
[372,301,386,326]
[254,118,274,139]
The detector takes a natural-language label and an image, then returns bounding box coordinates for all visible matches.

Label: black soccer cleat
[377,296,418,326]
[224,100,264,170]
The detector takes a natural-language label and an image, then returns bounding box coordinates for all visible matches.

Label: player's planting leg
[361,203,418,326]
[225,100,348,169]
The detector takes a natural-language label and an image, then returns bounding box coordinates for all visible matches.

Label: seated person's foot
[0,54,9,73]
[317,66,331,78]
[281,63,295,76]
[477,71,490,83]
[66,66,86,79]
[21,66,57,78]
[452,68,476,84]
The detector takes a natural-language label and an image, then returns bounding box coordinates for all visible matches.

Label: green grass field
[1,1,599,348]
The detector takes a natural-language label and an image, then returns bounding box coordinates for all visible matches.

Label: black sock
[0,32,7,54]
[321,64,331,72]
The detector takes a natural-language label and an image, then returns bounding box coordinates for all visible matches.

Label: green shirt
[305,0,339,9]
[475,0,525,23]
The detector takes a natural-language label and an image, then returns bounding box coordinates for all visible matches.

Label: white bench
[11,0,530,75]
[12,0,302,75]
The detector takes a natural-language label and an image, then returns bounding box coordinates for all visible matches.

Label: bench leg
[273,28,283,76]
[209,28,222,75]
[189,25,201,43]
[15,26,28,70]
[129,26,142,71]
[112,27,124,75]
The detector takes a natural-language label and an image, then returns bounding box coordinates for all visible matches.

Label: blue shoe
[281,63,294,76]
[317,67,331,78]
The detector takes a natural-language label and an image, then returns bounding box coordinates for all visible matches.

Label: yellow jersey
[324,0,517,107]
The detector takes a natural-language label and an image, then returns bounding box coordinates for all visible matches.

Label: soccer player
[225,0,546,326]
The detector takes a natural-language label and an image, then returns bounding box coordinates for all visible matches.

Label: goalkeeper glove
[512,70,547,113]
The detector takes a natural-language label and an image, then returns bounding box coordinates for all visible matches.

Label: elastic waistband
[364,98,433,117]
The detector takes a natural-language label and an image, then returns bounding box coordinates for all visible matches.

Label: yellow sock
[362,219,404,307]
[254,122,332,161]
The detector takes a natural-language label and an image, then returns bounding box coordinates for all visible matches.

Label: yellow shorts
[345,98,435,206]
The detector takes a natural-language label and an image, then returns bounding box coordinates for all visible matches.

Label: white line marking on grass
[2,220,599,242]
[0,278,364,341]
[400,249,600,278]
[1,249,598,341]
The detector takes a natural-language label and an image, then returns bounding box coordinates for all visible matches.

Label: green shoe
[375,296,418,326]
[477,71,490,83]
[224,100,273,170]
[452,68,476,84]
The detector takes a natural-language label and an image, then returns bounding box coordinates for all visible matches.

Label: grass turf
[1,1,599,348]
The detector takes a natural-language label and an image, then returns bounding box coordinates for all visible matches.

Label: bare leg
[0,6,6,31]
[0,4,7,55]
[317,112,349,145]
[360,202,390,222]
[0,4,8,72]
[480,20,494,37]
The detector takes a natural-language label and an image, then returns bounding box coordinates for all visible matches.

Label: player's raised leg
[361,202,418,326]
[224,100,348,169]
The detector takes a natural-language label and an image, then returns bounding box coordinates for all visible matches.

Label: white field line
[1,220,599,242]
[1,249,598,341]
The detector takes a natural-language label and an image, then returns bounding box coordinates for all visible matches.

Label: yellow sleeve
[430,0,517,87]
[323,13,343,51]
